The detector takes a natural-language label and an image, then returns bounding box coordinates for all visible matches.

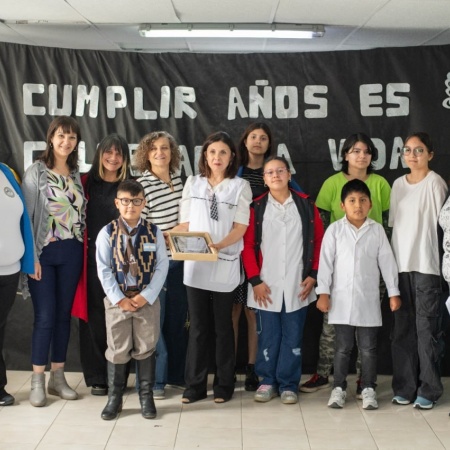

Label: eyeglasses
[401,147,425,156]
[263,167,289,177]
[116,197,144,206]
[347,148,372,156]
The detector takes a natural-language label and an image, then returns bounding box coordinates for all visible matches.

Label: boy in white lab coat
[316,179,401,410]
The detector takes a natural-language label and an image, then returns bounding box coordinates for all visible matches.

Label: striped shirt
[137,171,183,257]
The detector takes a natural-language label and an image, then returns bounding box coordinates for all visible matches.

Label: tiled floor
[1,371,450,449]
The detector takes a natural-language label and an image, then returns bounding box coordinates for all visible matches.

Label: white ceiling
[1,0,450,53]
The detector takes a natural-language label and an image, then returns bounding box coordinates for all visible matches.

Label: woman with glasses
[242,156,323,404]
[390,132,447,409]
[74,134,130,396]
[173,131,252,404]
[300,132,391,397]
[134,131,188,400]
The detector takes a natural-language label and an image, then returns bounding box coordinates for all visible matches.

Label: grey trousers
[104,297,160,364]
[391,272,444,402]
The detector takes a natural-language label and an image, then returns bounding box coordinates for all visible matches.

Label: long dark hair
[88,134,130,183]
[340,132,378,174]
[198,131,239,178]
[39,116,81,171]
[238,122,273,167]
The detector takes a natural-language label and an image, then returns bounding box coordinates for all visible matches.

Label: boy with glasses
[96,179,168,420]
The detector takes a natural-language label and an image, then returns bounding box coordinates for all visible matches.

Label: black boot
[137,354,157,419]
[101,362,127,420]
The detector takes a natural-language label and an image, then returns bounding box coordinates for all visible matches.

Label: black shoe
[91,384,108,396]
[0,389,14,406]
[244,364,259,392]
[181,389,207,404]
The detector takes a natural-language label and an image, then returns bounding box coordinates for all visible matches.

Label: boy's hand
[253,282,272,308]
[389,295,401,312]
[316,294,330,312]
[299,276,316,301]
[131,294,147,309]
[118,297,138,312]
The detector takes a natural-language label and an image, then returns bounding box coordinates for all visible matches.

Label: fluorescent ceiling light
[139,23,325,39]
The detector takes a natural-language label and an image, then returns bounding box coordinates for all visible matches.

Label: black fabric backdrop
[3,41,450,375]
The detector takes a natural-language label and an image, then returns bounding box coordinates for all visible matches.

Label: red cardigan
[242,189,323,286]
[71,174,89,321]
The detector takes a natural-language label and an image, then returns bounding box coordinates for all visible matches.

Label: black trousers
[79,257,108,386]
[0,271,20,390]
[391,272,444,402]
[184,286,235,400]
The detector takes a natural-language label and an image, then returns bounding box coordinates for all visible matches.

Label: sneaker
[254,385,277,403]
[413,396,435,410]
[281,391,298,404]
[0,390,14,406]
[244,364,259,392]
[356,378,362,400]
[299,373,330,393]
[166,383,186,390]
[153,389,165,400]
[328,387,346,408]
[392,395,410,405]
[362,387,378,410]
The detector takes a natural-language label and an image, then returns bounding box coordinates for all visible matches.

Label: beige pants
[104,297,160,364]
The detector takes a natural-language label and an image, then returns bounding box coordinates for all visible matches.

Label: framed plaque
[166,231,218,261]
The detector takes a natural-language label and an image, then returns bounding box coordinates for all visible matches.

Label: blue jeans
[153,281,168,390]
[255,303,307,393]
[333,325,378,391]
[391,272,444,402]
[163,261,188,385]
[28,239,83,365]
[139,261,188,390]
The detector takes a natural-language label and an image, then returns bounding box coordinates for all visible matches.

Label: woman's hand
[29,262,42,281]
[253,282,272,308]
[299,276,316,301]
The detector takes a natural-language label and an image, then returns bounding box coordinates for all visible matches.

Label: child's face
[341,191,372,227]
[115,191,146,225]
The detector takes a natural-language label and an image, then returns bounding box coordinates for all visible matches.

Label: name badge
[143,243,156,252]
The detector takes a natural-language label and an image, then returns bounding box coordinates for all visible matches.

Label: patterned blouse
[45,169,84,245]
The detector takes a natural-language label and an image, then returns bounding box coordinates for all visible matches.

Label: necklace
[153,172,174,191]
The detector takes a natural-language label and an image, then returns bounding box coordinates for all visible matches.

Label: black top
[86,177,120,258]
[241,166,267,199]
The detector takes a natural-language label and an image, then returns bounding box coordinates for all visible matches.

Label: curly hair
[133,131,181,174]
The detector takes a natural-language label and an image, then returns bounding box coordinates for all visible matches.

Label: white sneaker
[362,387,378,410]
[328,387,346,408]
